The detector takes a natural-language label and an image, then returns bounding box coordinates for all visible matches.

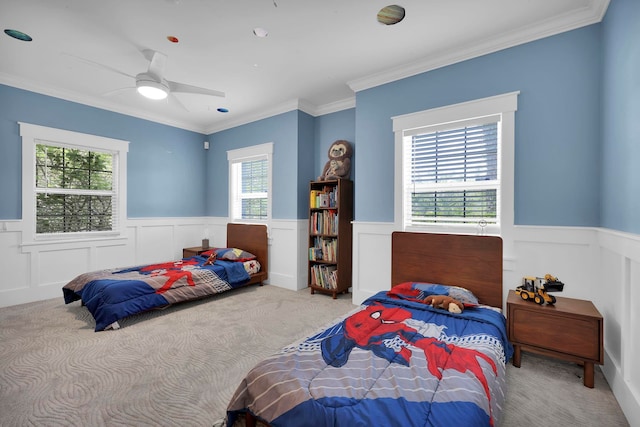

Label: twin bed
[226,231,511,427]
[63,223,268,331]
[62,226,511,426]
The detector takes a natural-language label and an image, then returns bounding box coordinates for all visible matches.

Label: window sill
[405,223,501,236]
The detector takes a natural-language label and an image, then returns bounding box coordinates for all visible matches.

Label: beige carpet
[0,285,629,427]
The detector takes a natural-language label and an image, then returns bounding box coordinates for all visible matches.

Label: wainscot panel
[0,217,211,308]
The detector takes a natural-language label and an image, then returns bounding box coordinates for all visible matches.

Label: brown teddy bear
[423,295,464,314]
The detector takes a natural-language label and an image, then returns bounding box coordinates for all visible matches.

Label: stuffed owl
[318,140,353,181]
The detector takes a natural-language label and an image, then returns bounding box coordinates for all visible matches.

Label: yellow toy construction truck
[515,274,565,305]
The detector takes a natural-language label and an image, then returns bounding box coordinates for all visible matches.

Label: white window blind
[238,158,268,219]
[404,116,500,226]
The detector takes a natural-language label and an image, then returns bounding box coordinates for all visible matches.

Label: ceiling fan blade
[147,50,168,78]
[103,86,136,97]
[169,93,190,112]
[168,81,225,98]
[64,53,135,80]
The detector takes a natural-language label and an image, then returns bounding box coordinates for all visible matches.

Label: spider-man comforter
[63,256,250,331]
[226,289,513,427]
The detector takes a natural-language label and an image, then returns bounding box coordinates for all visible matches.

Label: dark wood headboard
[391,232,503,308]
[227,223,268,284]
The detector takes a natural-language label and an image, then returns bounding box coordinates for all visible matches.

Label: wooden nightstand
[182,246,210,258]
[507,289,603,388]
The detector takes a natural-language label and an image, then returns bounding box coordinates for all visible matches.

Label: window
[35,144,115,233]
[20,123,129,242]
[407,118,499,225]
[393,92,518,235]
[227,142,273,222]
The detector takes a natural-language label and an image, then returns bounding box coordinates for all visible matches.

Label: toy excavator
[515,274,565,305]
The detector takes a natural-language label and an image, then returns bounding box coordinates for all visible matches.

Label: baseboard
[602,351,639,426]
[1,282,63,307]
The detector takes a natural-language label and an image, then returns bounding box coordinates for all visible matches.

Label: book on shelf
[310,264,338,289]
[309,237,337,261]
[309,184,338,209]
[310,190,320,208]
[309,210,338,235]
[319,193,329,208]
[308,247,324,261]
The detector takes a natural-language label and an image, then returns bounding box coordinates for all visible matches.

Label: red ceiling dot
[167,36,179,43]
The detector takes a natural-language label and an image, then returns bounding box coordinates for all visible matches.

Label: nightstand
[182,246,210,258]
[507,289,603,388]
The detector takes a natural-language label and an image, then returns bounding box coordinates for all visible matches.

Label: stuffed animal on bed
[423,295,464,314]
[318,140,353,181]
[203,252,217,266]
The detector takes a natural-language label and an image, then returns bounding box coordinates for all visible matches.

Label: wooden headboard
[391,232,503,308]
[227,223,268,285]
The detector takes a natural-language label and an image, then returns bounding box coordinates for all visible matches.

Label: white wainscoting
[2,216,637,424]
[0,217,216,308]
[0,217,308,308]
[351,222,396,305]
[597,229,640,426]
[268,219,308,291]
[351,222,639,426]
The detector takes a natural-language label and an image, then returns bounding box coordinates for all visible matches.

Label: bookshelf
[308,179,353,299]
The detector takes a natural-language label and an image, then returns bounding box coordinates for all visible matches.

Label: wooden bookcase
[308,179,353,299]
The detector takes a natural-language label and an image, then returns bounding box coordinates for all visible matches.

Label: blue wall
[297,111,317,219]
[314,108,356,177]
[354,25,603,226]
[205,108,356,220]
[0,85,208,219]
[2,9,638,233]
[206,111,301,219]
[601,0,640,234]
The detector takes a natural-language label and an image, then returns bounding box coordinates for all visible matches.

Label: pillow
[388,282,479,307]
[201,247,257,262]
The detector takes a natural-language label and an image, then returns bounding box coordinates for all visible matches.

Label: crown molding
[204,97,356,134]
[297,99,318,116]
[0,73,207,134]
[204,99,300,134]
[348,1,610,93]
[312,97,356,117]
[1,0,609,136]
[2,71,355,135]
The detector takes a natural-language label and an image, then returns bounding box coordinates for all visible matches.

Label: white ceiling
[1,0,609,134]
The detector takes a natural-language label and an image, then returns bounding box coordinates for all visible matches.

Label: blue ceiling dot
[217,108,229,113]
[4,29,33,41]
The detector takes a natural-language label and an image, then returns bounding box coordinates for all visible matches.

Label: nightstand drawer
[510,308,601,361]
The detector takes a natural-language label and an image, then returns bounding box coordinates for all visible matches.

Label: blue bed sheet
[63,255,250,331]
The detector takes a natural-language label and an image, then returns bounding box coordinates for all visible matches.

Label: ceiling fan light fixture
[136,77,169,100]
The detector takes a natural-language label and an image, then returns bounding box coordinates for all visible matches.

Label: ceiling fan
[70,49,225,102]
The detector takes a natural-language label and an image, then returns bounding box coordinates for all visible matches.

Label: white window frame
[20,122,129,245]
[392,92,518,236]
[227,142,273,223]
